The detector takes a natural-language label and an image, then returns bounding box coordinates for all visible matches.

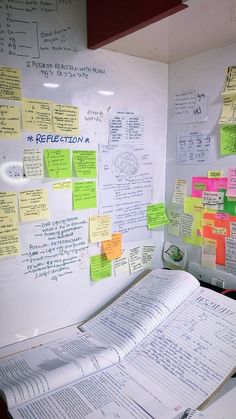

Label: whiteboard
[166,42,236,282]
[0,0,168,347]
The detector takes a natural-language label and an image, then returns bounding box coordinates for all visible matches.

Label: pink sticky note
[192,177,228,197]
[226,169,236,197]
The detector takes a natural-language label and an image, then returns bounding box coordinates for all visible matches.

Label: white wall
[166,42,236,278]
[0,0,168,347]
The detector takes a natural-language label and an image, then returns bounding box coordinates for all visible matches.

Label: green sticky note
[73,181,97,210]
[72,150,97,178]
[44,149,71,178]
[220,126,236,155]
[219,189,236,215]
[90,254,112,281]
[147,203,169,229]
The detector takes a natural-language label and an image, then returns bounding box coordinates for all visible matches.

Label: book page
[122,287,236,413]
[10,364,178,419]
[82,269,200,356]
[0,331,121,409]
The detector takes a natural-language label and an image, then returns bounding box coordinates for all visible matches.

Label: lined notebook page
[82,269,200,357]
[123,287,236,411]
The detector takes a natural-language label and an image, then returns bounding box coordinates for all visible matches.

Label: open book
[0,269,236,419]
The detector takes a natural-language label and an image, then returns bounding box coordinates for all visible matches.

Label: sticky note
[73,181,97,210]
[202,191,224,211]
[102,233,122,260]
[23,149,43,179]
[142,245,155,267]
[222,66,236,96]
[220,126,236,155]
[113,251,129,276]
[128,246,143,273]
[201,244,216,269]
[192,177,228,197]
[221,189,236,216]
[219,96,236,124]
[72,150,97,178]
[44,149,71,178]
[0,105,21,139]
[53,181,72,190]
[0,221,20,257]
[172,179,187,204]
[22,99,53,132]
[0,192,18,225]
[168,210,181,236]
[230,221,236,237]
[89,215,112,243]
[19,189,49,222]
[208,170,223,178]
[0,66,22,100]
[53,104,79,135]
[180,213,194,238]
[225,237,236,275]
[147,203,169,229]
[90,254,112,281]
[226,168,236,197]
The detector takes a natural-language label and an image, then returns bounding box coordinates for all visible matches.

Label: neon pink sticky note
[192,177,228,197]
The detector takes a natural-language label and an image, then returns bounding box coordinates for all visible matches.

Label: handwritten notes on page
[80,106,107,143]
[0,66,22,100]
[53,104,79,135]
[0,192,18,224]
[72,150,97,178]
[0,105,21,139]
[180,213,194,238]
[22,99,53,132]
[147,203,169,229]
[19,189,49,221]
[53,181,72,190]
[99,146,153,241]
[23,149,43,179]
[89,215,112,243]
[102,233,122,260]
[73,182,97,210]
[0,222,20,257]
[202,191,224,211]
[176,131,213,164]
[172,179,187,204]
[90,254,112,281]
[128,246,143,273]
[44,149,71,178]
[222,66,236,96]
[174,90,207,123]
[219,96,236,124]
[220,126,236,155]
[113,251,129,276]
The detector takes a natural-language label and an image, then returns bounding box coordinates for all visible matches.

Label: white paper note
[176,131,213,164]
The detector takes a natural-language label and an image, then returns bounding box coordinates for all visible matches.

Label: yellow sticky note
[219,96,236,124]
[22,99,53,132]
[53,181,72,190]
[0,192,18,224]
[204,238,216,246]
[102,233,122,260]
[208,170,223,178]
[90,254,112,281]
[89,215,112,243]
[212,227,227,236]
[0,66,22,101]
[0,105,21,139]
[53,104,79,135]
[23,149,43,179]
[184,197,204,222]
[0,221,20,257]
[19,189,49,222]
[222,67,236,96]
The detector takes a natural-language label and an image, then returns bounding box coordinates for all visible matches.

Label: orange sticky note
[102,233,122,261]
